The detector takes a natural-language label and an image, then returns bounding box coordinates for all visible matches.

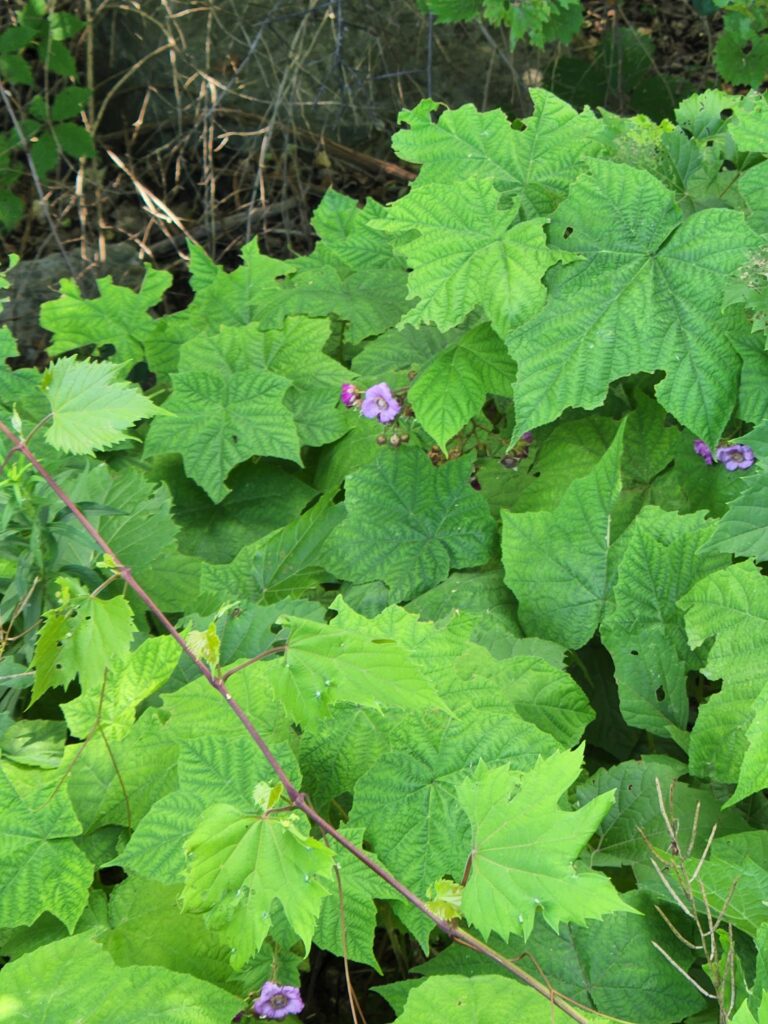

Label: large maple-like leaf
[0,934,240,1023]
[143,330,301,502]
[457,746,629,941]
[601,507,730,737]
[391,90,601,216]
[201,496,343,608]
[501,422,625,648]
[0,766,92,930]
[679,561,768,803]
[314,826,392,971]
[40,267,171,363]
[375,178,559,338]
[182,800,335,968]
[704,468,768,564]
[273,605,449,725]
[508,159,760,445]
[389,974,574,1024]
[324,449,496,603]
[408,322,515,451]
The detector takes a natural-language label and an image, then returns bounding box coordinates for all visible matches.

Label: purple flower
[520,431,534,444]
[360,382,401,423]
[693,439,714,465]
[340,383,360,408]
[716,443,755,471]
[252,982,304,1020]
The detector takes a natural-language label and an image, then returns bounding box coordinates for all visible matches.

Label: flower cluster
[340,381,400,424]
[693,439,755,471]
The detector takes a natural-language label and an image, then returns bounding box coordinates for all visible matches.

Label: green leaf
[44,357,157,455]
[678,831,768,937]
[181,800,335,967]
[716,26,768,90]
[391,973,573,1023]
[412,888,707,1024]
[201,496,342,607]
[501,655,594,747]
[143,239,286,376]
[30,591,136,705]
[738,161,768,235]
[120,676,299,881]
[51,85,90,121]
[64,708,178,832]
[41,269,172,363]
[680,561,768,802]
[0,53,33,84]
[29,130,58,176]
[257,264,408,344]
[705,470,768,563]
[71,593,137,692]
[275,605,449,724]
[0,934,241,1023]
[601,507,730,737]
[392,91,601,217]
[508,160,759,445]
[53,121,95,159]
[161,457,315,564]
[103,876,232,986]
[576,758,747,868]
[309,192,400,270]
[349,647,558,927]
[0,719,66,768]
[250,316,349,448]
[457,747,629,941]
[501,421,625,648]
[29,608,72,704]
[313,825,391,970]
[41,38,76,76]
[62,635,179,741]
[376,179,559,338]
[551,890,707,1022]
[409,322,515,451]
[324,448,496,602]
[482,415,619,516]
[143,331,301,503]
[391,101,519,187]
[68,462,181,576]
[0,766,92,930]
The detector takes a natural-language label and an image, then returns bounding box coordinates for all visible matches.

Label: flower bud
[376,434,387,445]
[340,383,360,408]
[389,434,401,447]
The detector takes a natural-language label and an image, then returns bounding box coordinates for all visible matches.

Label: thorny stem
[0,420,596,1024]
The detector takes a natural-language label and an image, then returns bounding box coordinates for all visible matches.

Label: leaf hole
[720,107,733,118]
[742,40,753,55]
[563,226,573,239]
[656,686,665,701]
[629,649,638,656]
[232,435,239,444]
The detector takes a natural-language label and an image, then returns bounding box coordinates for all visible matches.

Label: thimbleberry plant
[2,86,768,1024]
